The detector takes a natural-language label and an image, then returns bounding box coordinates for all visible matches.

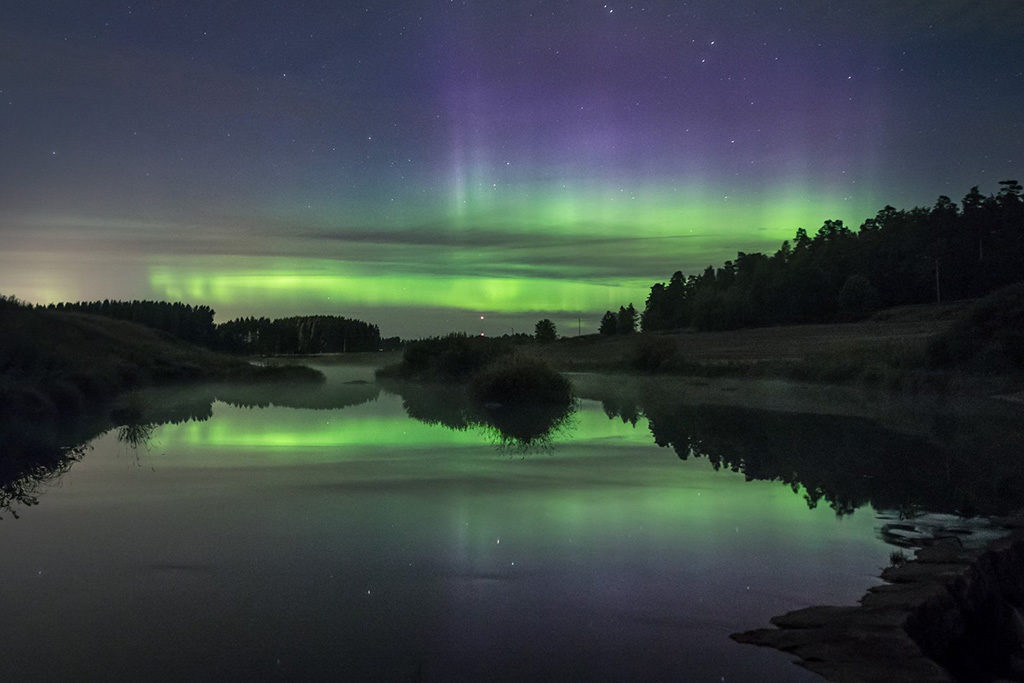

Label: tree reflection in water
[382,376,1024,516]
[590,381,1024,519]
[379,380,576,453]
[0,436,89,520]
[117,421,157,449]
[0,378,385,518]
[112,400,159,465]
[5,373,1024,524]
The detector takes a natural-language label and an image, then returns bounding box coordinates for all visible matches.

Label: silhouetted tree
[599,311,617,335]
[0,294,26,310]
[616,304,638,334]
[216,315,381,354]
[611,183,1024,332]
[534,318,557,342]
[641,283,668,332]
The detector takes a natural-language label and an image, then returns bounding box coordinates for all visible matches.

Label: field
[526,301,997,392]
[543,307,957,366]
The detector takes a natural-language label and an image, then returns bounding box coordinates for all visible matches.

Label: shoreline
[732,518,1024,681]
[0,308,324,425]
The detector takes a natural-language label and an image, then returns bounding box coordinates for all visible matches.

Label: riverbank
[525,298,1024,397]
[733,518,1024,681]
[259,293,1023,398]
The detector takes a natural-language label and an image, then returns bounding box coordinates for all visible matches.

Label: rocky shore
[732,519,1024,682]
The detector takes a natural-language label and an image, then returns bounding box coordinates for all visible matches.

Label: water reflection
[3,370,1023,681]
[585,380,1024,518]
[3,371,1024,523]
[0,379,385,517]
[110,402,159,460]
[116,421,157,448]
[0,427,90,519]
[379,380,576,452]
[381,374,1024,517]
[132,377,381,417]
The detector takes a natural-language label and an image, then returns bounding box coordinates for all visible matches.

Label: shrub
[888,549,910,567]
[629,335,678,372]
[381,334,512,381]
[469,355,572,406]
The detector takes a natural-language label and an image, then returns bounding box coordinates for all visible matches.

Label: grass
[524,299,1024,394]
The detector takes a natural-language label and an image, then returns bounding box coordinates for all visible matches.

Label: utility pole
[577,316,581,336]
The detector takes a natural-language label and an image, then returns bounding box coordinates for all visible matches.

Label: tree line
[217,315,382,354]
[599,181,1024,333]
[47,300,217,345]
[44,299,383,354]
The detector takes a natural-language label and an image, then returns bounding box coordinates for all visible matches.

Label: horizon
[3,2,1023,338]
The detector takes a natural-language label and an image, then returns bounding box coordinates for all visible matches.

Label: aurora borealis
[3,2,1023,336]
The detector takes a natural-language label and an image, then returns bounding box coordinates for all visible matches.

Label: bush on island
[380,334,512,381]
[469,355,572,406]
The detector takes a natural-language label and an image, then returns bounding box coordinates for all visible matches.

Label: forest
[216,315,383,354]
[44,300,383,354]
[602,181,1024,333]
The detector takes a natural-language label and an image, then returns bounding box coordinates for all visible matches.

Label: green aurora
[4,1,1022,337]
[2,184,880,335]
[154,395,649,455]
[138,394,881,543]
[138,189,878,333]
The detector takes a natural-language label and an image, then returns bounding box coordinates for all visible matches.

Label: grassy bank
[527,296,1024,395]
[0,304,322,422]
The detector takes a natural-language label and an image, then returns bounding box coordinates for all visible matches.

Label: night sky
[3,2,1023,337]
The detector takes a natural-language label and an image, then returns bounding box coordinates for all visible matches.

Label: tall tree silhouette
[534,318,557,342]
[626,183,1024,332]
[599,311,617,335]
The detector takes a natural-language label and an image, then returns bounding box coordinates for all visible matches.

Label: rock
[732,527,1024,681]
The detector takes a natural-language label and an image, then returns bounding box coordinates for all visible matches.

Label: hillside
[0,303,321,421]
[526,300,1020,392]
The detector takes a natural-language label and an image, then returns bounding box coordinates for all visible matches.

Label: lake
[1,363,1020,681]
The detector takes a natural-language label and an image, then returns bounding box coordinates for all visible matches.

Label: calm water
[1,365,1018,682]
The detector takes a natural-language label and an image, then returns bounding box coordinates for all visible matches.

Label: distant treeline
[602,181,1024,332]
[217,315,383,354]
[48,300,217,346]
[43,299,388,354]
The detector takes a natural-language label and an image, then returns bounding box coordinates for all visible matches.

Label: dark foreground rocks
[733,520,1024,682]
